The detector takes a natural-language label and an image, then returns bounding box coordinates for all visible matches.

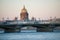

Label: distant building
[31,17,36,21]
[14,17,18,21]
[55,18,60,23]
[20,6,29,21]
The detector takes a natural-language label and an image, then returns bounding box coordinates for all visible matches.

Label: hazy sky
[0,0,60,20]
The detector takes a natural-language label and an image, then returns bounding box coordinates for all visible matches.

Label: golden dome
[21,6,27,13]
[20,5,29,21]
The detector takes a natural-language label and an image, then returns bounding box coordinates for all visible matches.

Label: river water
[0,30,60,40]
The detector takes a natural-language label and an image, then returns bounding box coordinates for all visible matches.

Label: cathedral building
[20,6,29,21]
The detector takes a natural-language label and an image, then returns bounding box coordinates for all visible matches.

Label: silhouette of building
[31,17,36,21]
[14,17,18,21]
[20,6,29,21]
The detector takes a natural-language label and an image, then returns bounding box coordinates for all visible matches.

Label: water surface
[0,30,60,40]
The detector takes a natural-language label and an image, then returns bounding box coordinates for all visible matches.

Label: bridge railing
[0,20,60,25]
[2,20,38,25]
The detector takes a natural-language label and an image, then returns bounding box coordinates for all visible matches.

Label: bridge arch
[19,26,37,32]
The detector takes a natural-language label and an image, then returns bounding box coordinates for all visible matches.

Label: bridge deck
[0,21,60,28]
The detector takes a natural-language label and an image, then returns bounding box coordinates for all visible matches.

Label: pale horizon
[0,0,60,20]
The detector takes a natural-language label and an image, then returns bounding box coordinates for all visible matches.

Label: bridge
[0,20,60,33]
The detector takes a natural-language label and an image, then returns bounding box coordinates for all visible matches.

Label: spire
[23,5,25,10]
